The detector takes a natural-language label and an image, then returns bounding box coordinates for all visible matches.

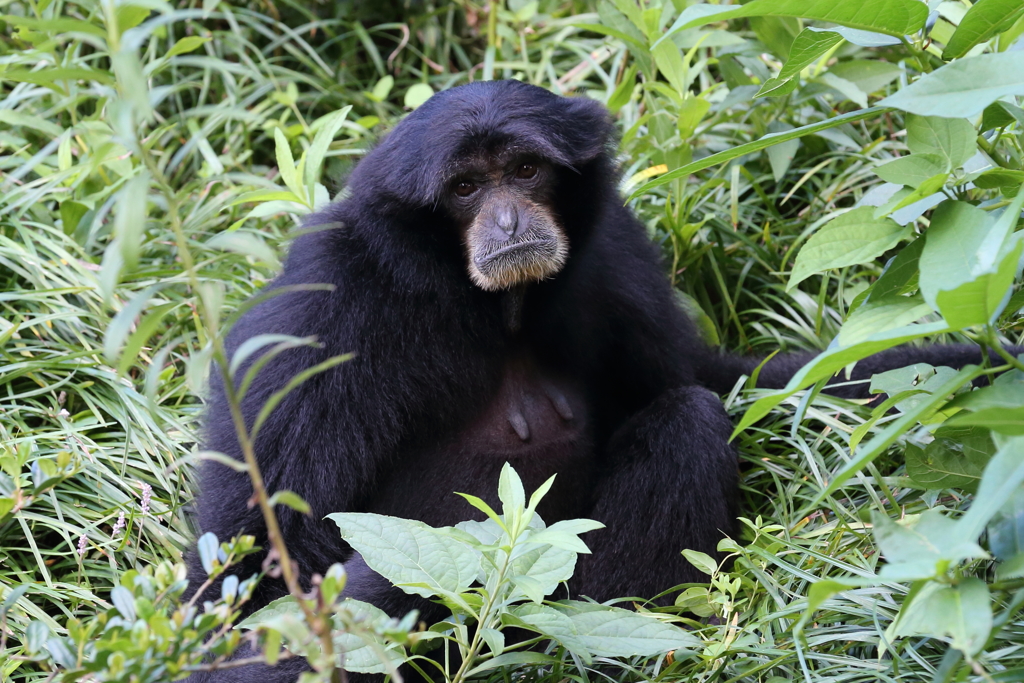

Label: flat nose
[492,204,518,240]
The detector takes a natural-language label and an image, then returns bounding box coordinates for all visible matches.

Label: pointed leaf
[660,0,927,43]
[906,116,977,170]
[943,0,1024,60]
[788,207,908,290]
[879,52,1024,117]
[326,513,479,598]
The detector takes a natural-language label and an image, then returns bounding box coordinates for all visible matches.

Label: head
[344,80,615,291]
[442,148,567,291]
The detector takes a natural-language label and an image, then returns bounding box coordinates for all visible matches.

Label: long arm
[694,343,1024,398]
[186,216,497,611]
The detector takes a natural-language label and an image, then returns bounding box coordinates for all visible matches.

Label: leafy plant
[244,464,699,682]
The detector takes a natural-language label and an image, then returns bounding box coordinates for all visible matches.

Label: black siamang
[187,80,1018,682]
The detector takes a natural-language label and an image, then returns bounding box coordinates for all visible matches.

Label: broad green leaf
[943,0,1024,60]
[404,83,434,109]
[652,41,689,94]
[244,596,409,675]
[498,462,526,516]
[798,581,864,622]
[115,5,148,33]
[510,601,699,659]
[874,509,986,580]
[837,295,933,346]
[677,96,710,138]
[682,549,717,575]
[631,107,886,198]
[906,116,977,170]
[905,426,995,491]
[919,196,1024,329]
[827,60,902,95]
[674,586,715,617]
[754,76,799,98]
[326,513,479,598]
[874,153,949,188]
[196,532,220,575]
[778,28,842,80]
[988,487,1024,561]
[511,545,577,596]
[816,72,867,107]
[750,15,801,59]
[734,320,955,434]
[879,52,1024,117]
[883,173,948,215]
[110,586,136,621]
[526,518,605,554]
[958,435,1024,539]
[947,378,1024,434]
[371,75,394,102]
[333,599,409,673]
[935,239,1023,328]
[659,0,928,44]
[166,36,211,58]
[973,168,1024,195]
[869,363,959,414]
[809,25,901,46]
[478,627,505,656]
[59,201,89,235]
[892,579,992,656]
[981,100,1024,131]
[868,236,924,301]
[788,207,908,290]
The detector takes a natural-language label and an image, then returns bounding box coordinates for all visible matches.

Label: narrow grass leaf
[630,107,887,197]
[818,365,984,498]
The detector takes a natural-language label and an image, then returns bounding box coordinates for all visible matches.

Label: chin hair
[467,231,568,291]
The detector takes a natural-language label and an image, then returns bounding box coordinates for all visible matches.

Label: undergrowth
[2,0,1024,681]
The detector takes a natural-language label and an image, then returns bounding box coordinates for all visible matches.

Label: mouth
[474,239,548,266]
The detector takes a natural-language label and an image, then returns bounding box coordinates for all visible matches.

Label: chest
[367,352,595,527]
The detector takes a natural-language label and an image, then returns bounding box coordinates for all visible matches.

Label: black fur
[185,81,1019,682]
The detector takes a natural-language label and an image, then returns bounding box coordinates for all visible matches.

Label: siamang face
[444,152,568,291]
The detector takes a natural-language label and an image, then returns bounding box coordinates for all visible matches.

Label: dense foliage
[2,0,1024,681]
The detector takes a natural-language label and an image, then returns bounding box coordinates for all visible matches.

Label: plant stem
[449,547,513,683]
[986,326,1024,373]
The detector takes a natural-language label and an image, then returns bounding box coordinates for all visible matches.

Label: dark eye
[455,181,477,197]
[515,163,537,180]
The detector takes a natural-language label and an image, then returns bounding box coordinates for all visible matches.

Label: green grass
[2,0,1024,681]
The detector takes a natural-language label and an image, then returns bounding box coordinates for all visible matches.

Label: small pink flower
[140,483,152,516]
[112,511,126,537]
[77,534,87,557]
